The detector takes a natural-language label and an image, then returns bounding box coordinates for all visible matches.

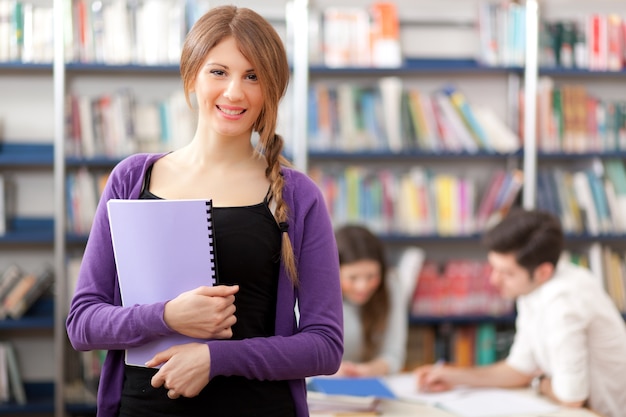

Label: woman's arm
[66,155,237,351]
[377,278,408,374]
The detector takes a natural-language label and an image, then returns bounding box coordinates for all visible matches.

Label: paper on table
[384,373,560,417]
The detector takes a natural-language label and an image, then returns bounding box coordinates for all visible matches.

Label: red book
[607,14,623,71]
[587,14,607,71]
[476,170,507,230]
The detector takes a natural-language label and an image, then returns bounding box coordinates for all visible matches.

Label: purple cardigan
[65,153,343,417]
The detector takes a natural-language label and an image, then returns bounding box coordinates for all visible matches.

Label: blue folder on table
[308,377,397,399]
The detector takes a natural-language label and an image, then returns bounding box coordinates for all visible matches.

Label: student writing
[414,208,626,417]
[335,224,407,377]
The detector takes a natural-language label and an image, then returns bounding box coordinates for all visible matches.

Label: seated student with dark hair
[334,224,407,377]
[414,208,626,417]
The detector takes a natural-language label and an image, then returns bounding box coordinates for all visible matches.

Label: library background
[0,0,625,415]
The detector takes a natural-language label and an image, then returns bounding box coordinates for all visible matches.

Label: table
[311,388,601,417]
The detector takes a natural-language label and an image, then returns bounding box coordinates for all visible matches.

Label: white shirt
[506,262,626,417]
[342,276,408,374]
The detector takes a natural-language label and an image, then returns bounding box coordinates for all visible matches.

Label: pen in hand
[433,358,446,369]
[418,358,446,393]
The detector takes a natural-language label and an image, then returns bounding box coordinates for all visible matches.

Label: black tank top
[118,165,294,417]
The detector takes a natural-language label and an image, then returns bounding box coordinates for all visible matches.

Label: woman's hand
[164,285,238,339]
[336,359,390,377]
[148,343,211,399]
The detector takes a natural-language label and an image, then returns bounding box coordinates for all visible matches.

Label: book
[0,344,7,402]
[573,171,600,235]
[432,91,479,153]
[475,170,507,230]
[471,105,521,154]
[0,174,4,235]
[369,2,402,68]
[322,6,371,68]
[107,198,218,367]
[442,85,491,151]
[0,265,23,315]
[474,323,497,366]
[2,341,25,405]
[307,391,381,413]
[3,267,53,319]
[308,376,397,400]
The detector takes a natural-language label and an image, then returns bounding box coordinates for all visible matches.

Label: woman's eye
[246,73,258,81]
[210,69,226,76]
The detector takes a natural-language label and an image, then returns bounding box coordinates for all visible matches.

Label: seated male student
[414,208,626,417]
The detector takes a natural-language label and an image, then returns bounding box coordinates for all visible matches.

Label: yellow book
[433,174,458,236]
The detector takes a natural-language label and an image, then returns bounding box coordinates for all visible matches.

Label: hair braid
[183,6,296,284]
[262,133,298,285]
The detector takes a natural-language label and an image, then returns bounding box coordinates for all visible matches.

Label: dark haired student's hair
[482,208,564,276]
[335,224,390,361]
[180,6,297,283]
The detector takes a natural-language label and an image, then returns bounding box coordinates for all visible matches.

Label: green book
[475,323,497,366]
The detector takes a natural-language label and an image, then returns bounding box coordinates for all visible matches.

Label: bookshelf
[0,0,613,415]
[0,36,56,410]
[302,0,532,369]
[304,0,626,368]
[531,0,626,315]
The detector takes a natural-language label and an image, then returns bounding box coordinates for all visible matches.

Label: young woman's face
[193,36,264,139]
[340,259,382,306]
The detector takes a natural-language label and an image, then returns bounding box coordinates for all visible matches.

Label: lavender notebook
[107,198,218,367]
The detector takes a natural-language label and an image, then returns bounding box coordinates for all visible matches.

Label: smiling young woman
[66,6,343,417]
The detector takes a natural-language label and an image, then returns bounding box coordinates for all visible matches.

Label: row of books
[66,168,108,235]
[477,0,526,67]
[66,255,103,398]
[0,0,217,65]
[308,80,521,154]
[539,14,626,71]
[410,259,514,318]
[73,0,213,65]
[566,245,626,314]
[479,3,626,71]
[0,341,25,405]
[406,324,515,370]
[0,264,53,320]
[309,166,523,236]
[310,2,402,68]
[0,0,53,64]
[65,89,196,159]
[536,78,626,153]
[570,246,626,313]
[537,159,626,236]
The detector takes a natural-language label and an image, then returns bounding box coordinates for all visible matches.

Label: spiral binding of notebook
[205,200,218,286]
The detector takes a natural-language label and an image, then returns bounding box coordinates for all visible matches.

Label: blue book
[308,377,397,399]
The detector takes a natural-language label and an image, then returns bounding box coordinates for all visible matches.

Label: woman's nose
[223,79,244,101]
